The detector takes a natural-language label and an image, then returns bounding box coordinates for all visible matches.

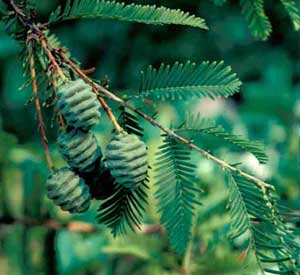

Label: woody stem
[28,44,54,171]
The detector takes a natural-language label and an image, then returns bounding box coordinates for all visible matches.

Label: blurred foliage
[0,0,300,274]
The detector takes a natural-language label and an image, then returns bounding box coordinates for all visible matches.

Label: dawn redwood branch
[11,0,274,191]
[63,56,274,192]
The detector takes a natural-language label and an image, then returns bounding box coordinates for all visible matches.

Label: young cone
[105,130,148,189]
[57,79,101,130]
[57,128,102,173]
[47,168,91,213]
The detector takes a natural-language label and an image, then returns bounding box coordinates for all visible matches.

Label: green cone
[105,131,148,189]
[57,79,101,130]
[46,168,91,213]
[58,128,102,173]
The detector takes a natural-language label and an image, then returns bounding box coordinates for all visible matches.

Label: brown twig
[0,215,164,235]
[121,102,274,191]
[40,38,67,82]
[28,44,54,171]
[1,215,101,233]
[98,95,122,132]
[136,224,166,235]
[82,67,96,75]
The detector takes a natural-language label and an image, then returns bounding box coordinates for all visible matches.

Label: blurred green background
[0,0,300,274]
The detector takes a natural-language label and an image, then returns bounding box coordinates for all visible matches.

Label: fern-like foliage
[175,113,268,164]
[239,0,272,40]
[118,106,143,137]
[44,31,70,58]
[227,172,300,274]
[138,61,241,101]
[280,0,300,31]
[211,0,300,39]
[154,135,202,255]
[97,172,148,236]
[49,0,207,30]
